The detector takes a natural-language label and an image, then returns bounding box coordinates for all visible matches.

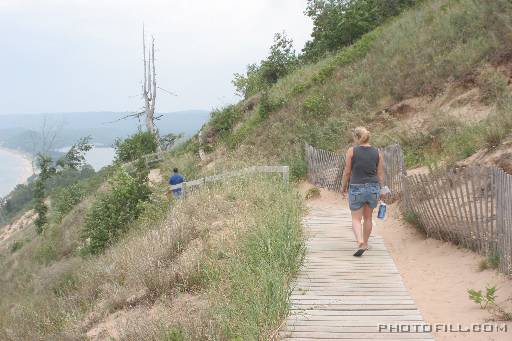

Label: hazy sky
[0,0,312,115]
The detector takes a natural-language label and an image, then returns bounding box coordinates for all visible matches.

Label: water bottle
[377,202,387,220]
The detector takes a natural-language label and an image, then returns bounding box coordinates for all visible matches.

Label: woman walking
[341,127,385,257]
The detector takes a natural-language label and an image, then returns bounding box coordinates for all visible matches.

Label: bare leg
[362,204,374,249]
[351,208,364,248]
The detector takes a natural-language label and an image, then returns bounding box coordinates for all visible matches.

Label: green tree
[33,137,93,234]
[302,0,418,61]
[57,136,93,170]
[114,131,158,163]
[81,168,151,254]
[232,32,298,98]
[259,32,298,84]
[33,154,55,234]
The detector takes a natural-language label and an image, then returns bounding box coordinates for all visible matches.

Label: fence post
[282,166,289,184]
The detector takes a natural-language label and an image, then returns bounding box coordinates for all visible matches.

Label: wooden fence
[304,142,406,199]
[382,144,406,201]
[304,143,345,192]
[496,168,512,275]
[304,142,512,275]
[403,166,512,276]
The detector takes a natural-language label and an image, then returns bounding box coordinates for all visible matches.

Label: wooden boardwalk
[280,206,434,340]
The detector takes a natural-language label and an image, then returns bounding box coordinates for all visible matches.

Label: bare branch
[102,111,145,125]
[157,86,177,96]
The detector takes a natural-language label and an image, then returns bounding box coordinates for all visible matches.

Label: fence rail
[304,142,406,200]
[496,168,512,274]
[403,166,512,275]
[182,166,290,191]
[304,143,345,192]
[304,142,512,276]
[403,167,497,253]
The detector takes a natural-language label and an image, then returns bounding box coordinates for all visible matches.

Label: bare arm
[341,147,354,194]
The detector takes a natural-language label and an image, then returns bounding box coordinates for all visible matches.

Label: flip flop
[353,249,366,257]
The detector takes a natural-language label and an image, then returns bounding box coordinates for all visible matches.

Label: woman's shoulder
[346,146,355,156]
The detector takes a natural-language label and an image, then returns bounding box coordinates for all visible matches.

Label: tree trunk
[142,26,158,138]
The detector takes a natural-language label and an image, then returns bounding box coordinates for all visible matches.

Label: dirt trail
[299,182,512,341]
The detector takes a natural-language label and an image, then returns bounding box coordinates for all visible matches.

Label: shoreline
[0,146,34,192]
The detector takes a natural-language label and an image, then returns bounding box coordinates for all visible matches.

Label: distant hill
[0,110,209,152]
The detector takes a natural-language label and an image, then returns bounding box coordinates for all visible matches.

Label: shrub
[282,152,308,181]
[291,83,308,95]
[35,237,58,264]
[468,285,496,309]
[115,131,158,163]
[468,285,512,320]
[258,92,271,120]
[210,105,243,137]
[334,29,379,66]
[403,210,424,230]
[477,67,509,104]
[81,169,151,254]
[305,187,321,200]
[479,255,500,271]
[52,184,85,222]
[0,183,34,225]
[441,124,484,161]
[488,255,500,269]
[163,328,185,341]
[51,271,79,298]
[10,240,25,253]
[485,124,506,149]
[312,63,336,84]
[399,132,432,167]
[303,94,329,117]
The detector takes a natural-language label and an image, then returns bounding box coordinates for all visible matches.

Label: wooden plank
[280,206,432,340]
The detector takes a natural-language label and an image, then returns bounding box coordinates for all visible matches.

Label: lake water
[0,146,115,198]
[83,147,116,171]
[0,148,32,198]
[58,146,116,171]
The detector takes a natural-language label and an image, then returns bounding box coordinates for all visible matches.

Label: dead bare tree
[142,25,158,137]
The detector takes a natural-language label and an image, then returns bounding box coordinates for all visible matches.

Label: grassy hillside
[2,0,512,340]
[0,176,303,340]
[194,0,512,173]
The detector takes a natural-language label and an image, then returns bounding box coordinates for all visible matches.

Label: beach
[0,147,33,197]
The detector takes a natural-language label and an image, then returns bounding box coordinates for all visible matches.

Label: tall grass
[204,177,304,340]
[0,176,303,340]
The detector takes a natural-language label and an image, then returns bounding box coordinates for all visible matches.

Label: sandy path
[380,205,512,341]
[299,182,512,341]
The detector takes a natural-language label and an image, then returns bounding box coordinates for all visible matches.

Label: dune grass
[202,0,512,170]
[0,175,303,340]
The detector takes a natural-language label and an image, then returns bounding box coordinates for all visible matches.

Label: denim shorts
[348,183,380,211]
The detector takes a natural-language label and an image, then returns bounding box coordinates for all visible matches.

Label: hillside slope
[192,0,512,174]
[2,0,512,340]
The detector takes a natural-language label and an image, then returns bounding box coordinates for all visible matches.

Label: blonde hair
[352,127,370,145]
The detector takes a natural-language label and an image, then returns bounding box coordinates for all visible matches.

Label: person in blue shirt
[169,168,184,198]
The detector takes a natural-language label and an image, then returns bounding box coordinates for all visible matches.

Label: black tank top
[349,145,380,184]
